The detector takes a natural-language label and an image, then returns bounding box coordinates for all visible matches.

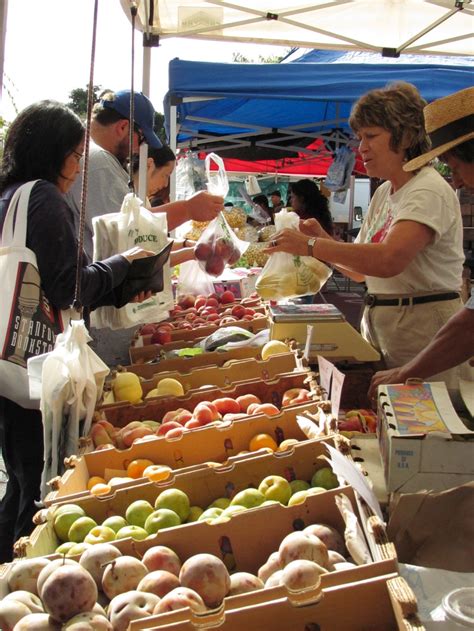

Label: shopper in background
[289,178,334,235]
[266,82,468,393]
[368,86,474,398]
[270,190,283,214]
[0,100,155,562]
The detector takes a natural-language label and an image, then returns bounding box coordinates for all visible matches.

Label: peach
[251,403,280,416]
[137,570,180,598]
[194,243,213,262]
[206,297,219,307]
[41,565,97,622]
[79,543,122,589]
[193,403,219,426]
[278,532,329,569]
[228,572,264,596]
[90,424,113,448]
[236,394,261,413]
[10,613,61,630]
[7,557,50,595]
[213,397,241,415]
[184,418,202,430]
[108,590,160,631]
[281,388,311,407]
[122,426,154,448]
[327,550,346,569]
[3,591,44,614]
[154,587,206,614]
[246,403,261,415]
[150,328,172,345]
[194,297,207,310]
[178,295,196,309]
[101,557,148,600]
[281,559,327,591]
[257,551,282,583]
[0,599,32,630]
[265,570,283,588]
[179,553,231,609]
[231,305,246,319]
[156,421,182,436]
[165,426,185,440]
[220,290,236,304]
[303,524,346,557]
[142,546,182,576]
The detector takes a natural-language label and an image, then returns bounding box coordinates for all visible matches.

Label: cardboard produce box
[45,401,321,505]
[128,345,260,371]
[130,574,422,631]
[97,372,318,428]
[377,381,474,493]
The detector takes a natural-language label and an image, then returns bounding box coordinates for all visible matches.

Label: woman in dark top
[0,100,153,561]
[289,178,334,235]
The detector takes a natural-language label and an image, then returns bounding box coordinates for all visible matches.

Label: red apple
[151,327,172,345]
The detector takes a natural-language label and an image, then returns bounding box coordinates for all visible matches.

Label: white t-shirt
[66,141,129,259]
[356,167,463,294]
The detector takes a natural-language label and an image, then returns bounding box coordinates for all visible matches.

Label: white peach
[8,558,50,595]
[137,570,180,598]
[303,524,346,556]
[228,572,264,596]
[101,556,148,600]
[179,553,230,609]
[142,545,182,577]
[281,559,327,591]
[153,587,206,614]
[107,590,160,631]
[278,532,329,569]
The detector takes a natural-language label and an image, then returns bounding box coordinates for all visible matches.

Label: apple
[179,553,231,609]
[62,611,112,630]
[137,570,180,598]
[142,546,182,576]
[258,475,292,505]
[229,488,265,509]
[125,500,154,528]
[290,480,310,495]
[221,505,247,518]
[288,490,311,507]
[55,542,77,556]
[101,556,148,600]
[68,517,97,544]
[144,509,181,534]
[101,516,128,533]
[84,526,116,545]
[154,488,190,522]
[197,508,223,523]
[139,323,156,335]
[79,543,122,589]
[227,248,241,266]
[154,587,206,614]
[303,524,346,556]
[10,613,61,630]
[150,327,172,345]
[281,388,311,407]
[311,467,339,490]
[107,590,160,631]
[228,572,264,596]
[53,506,86,542]
[278,532,329,569]
[7,558,51,595]
[281,559,327,591]
[65,542,92,557]
[209,497,231,510]
[261,340,290,361]
[115,526,149,541]
[41,565,97,623]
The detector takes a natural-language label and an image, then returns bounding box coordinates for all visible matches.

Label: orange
[126,458,155,479]
[90,482,112,496]
[87,475,106,491]
[249,433,278,452]
[143,464,173,483]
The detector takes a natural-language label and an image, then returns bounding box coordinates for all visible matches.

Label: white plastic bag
[176,260,215,299]
[38,320,109,499]
[92,193,173,329]
[255,209,332,300]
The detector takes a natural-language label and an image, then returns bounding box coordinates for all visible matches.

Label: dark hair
[92,90,125,125]
[0,100,84,193]
[444,139,474,164]
[252,194,270,209]
[349,82,430,162]
[290,179,333,235]
[270,190,281,198]
[132,145,176,174]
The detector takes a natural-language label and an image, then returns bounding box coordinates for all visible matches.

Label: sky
[1,0,285,122]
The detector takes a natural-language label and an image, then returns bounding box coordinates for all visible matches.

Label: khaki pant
[361,296,473,393]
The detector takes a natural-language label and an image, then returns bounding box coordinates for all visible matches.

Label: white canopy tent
[123,0,474,58]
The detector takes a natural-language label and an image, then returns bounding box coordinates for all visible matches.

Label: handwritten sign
[330,366,345,418]
[317,355,334,399]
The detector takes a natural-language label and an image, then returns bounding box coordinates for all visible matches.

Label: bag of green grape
[255,209,332,300]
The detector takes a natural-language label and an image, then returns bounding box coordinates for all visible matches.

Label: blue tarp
[165,54,473,149]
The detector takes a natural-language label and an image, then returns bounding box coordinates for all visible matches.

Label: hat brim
[142,127,163,149]
[404,131,474,172]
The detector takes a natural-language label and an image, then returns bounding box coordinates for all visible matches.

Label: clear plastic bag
[255,209,332,300]
[176,259,215,299]
[325,146,356,192]
[175,151,206,200]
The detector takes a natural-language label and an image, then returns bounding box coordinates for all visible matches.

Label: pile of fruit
[338,409,377,434]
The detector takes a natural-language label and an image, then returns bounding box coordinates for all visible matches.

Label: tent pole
[0,0,8,103]
[347,175,355,233]
[138,43,151,201]
[169,104,178,202]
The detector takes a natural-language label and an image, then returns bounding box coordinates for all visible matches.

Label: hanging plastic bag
[37,320,109,499]
[92,193,173,329]
[193,153,249,277]
[325,146,356,192]
[255,209,332,300]
[176,259,215,299]
[175,152,206,200]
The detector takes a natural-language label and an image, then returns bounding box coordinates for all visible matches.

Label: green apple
[154,489,190,522]
[66,542,92,557]
[142,420,160,431]
[53,506,86,542]
[230,488,265,509]
[101,515,128,533]
[186,506,204,523]
[261,500,279,507]
[287,490,310,506]
[290,480,310,494]
[116,525,149,541]
[84,525,116,545]
[55,541,77,555]
[258,475,292,505]
[221,505,247,518]
[311,467,339,490]
[198,508,223,522]
[144,509,181,534]
[208,497,231,510]
[125,500,154,528]
[54,503,86,518]
[68,516,97,543]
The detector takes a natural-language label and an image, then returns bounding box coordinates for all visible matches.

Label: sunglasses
[133,124,146,146]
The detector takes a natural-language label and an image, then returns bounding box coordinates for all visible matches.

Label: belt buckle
[365,294,376,307]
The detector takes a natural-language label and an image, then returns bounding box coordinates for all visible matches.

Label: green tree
[66,85,102,118]
[232,50,290,63]
[154,111,167,145]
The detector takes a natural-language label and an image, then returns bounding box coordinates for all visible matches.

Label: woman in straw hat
[266,82,471,394]
[368,86,474,397]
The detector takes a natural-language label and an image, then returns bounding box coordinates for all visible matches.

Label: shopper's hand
[368,368,405,401]
[299,218,330,239]
[263,228,309,257]
[130,290,154,303]
[186,191,224,222]
[122,247,156,263]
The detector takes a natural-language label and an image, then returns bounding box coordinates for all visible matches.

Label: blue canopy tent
[165,52,474,166]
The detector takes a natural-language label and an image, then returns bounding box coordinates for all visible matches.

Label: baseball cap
[101,90,162,148]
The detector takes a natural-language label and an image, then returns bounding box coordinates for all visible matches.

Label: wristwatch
[307,237,317,256]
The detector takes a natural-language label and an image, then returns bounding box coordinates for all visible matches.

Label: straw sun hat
[404,86,474,172]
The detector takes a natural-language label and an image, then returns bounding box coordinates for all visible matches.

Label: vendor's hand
[368,368,406,401]
[186,191,224,222]
[130,290,154,303]
[299,218,330,239]
[122,247,156,263]
[263,228,310,257]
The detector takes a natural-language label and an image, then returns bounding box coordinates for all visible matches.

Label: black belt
[364,292,460,307]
